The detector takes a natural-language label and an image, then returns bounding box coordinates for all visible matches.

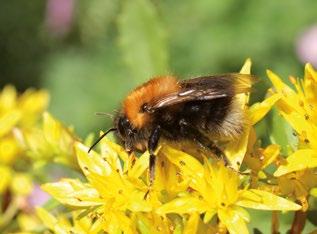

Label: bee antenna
[88,128,117,153]
[95,112,114,119]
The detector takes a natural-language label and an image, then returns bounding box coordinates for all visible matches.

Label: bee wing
[147,73,255,110]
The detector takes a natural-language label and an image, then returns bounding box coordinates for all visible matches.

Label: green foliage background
[1,0,316,137]
[1,0,317,233]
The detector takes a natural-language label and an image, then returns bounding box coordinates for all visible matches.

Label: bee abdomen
[205,97,245,139]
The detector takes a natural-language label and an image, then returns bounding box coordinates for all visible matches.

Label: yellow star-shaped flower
[157,147,301,234]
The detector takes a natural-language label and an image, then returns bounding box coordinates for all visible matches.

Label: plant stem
[290,210,307,234]
[271,211,279,234]
[0,196,19,231]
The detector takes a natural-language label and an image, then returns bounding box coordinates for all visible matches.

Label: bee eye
[117,117,126,137]
[117,116,135,139]
[141,103,148,112]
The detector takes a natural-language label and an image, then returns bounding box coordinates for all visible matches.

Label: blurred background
[1,0,317,139]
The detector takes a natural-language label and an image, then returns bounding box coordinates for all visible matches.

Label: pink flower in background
[46,0,75,37]
[296,25,317,67]
[28,184,50,208]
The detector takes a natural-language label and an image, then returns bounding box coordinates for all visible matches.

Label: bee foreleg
[145,125,161,198]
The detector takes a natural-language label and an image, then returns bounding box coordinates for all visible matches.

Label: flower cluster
[0,86,81,233]
[0,86,49,194]
[267,65,317,210]
[38,60,315,234]
[2,60,317,233]
[0,86,48,232]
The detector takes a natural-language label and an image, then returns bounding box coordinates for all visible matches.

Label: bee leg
[144,125,161,199]
[179,119,230,166]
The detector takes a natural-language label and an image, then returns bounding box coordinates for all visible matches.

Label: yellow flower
[39,59,292,234]
[267,64,317,176]
[17,88,49,126]
[36,207,102,234]
[11,173,33,196]
[0,85,49,129]
[42,139,153,233]
[224,59,281,170]
[277,169,317,210]
[0,135,21,165]
[0,165,11,194]
[156,147,301,234]
[244,144,280,173]
[17,213,42,233]
[0,85,49,166]
[23,112,78,167]
[0,85,49,231]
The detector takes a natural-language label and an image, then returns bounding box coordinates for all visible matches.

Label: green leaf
[78,0,119,44]
[118,0,169,82]
[269,107,297,155]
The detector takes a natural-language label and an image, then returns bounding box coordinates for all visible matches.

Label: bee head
[88,113,136,153]
[115,113,136,152]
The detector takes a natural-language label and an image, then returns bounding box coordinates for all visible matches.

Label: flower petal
[245,144,281,171]
[240,58,252,75]
[0,110,21,137]
[248,93,282,125]
[279,111,317,148]
[0,85,17,110]
[11,173,33,195]
[161,146,205,192]
[224,125,250,170]
[36,207,58,231]
[261,144,280,168]
[19,89,49,126]
[305,63,317,82]
[267,70,305,115]
[156,197,207,215]
[267,70,294,94]
[43,112,62,144]
[128,151,149,179]
[237,189,301,211]
[232,206,250,222]
[75,142,113,177]
[0,135,21,165]
[42,179,102,207]
[102,138,129,168]
[0,165,11,193]
[235,58,252,109]
[218,208,249,234]
[203,210,217,223]
[274,149,317,176]
[183,213,200,234]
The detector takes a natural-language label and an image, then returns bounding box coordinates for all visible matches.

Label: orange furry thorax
[123,76,180,128]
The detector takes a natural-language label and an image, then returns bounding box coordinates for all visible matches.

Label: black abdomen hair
[156,96,243,141]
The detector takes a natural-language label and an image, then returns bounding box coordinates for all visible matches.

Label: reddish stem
[271,211,279,234]
[290,210,307,234]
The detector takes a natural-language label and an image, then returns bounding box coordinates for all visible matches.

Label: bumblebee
[89,74,255,187]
